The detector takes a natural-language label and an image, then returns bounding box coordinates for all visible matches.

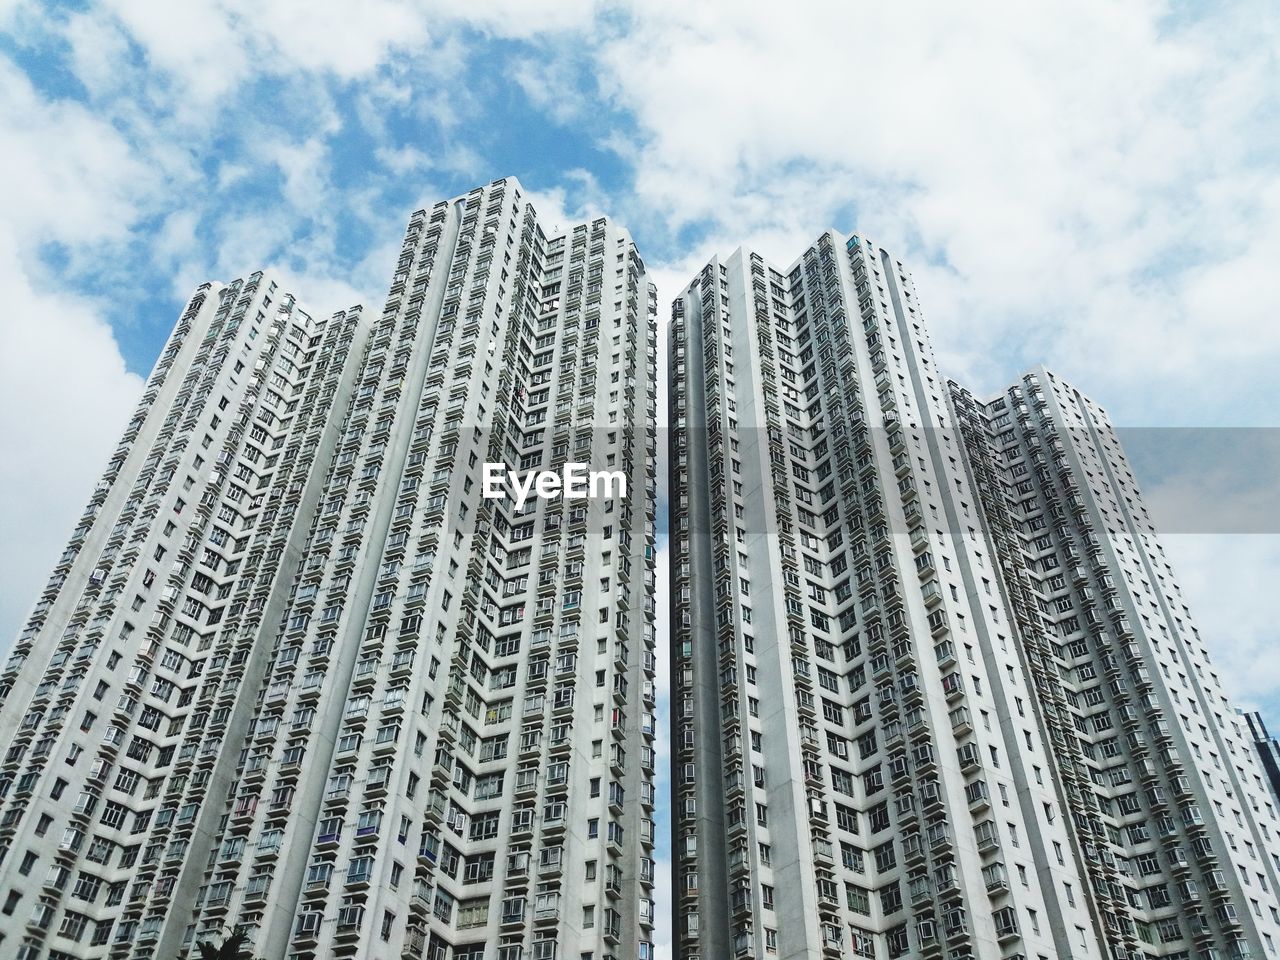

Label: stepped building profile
[1,176,1278,960]
[0,178,659,960]
[668,233,1280,960]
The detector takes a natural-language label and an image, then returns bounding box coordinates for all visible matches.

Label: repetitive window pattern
[0,179,659,960]
[670,231,1280,960]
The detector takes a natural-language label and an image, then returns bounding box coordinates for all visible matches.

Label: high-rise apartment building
[1240,712,1280,807]
[0,177,659,960]
[669,233,1280,960]
[951,370,1280,960]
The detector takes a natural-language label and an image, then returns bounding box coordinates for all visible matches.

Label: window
[58,910,90,942]
[874,840,896,872]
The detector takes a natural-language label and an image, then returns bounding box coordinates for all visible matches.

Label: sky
[2,1,1280,955]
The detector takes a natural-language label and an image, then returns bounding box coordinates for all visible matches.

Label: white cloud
[375,145,435,176]
[594,0,1280,424]
[1160,535,1280,715]
[0,57,158,639]
[375,141,484,180]
[100,0,254,104]
[0,233,143,641]
[92,0,428,104]
[69,0,600,115]
[511,49,590,125]
[523,171,614,237]
[239,0,431,80]
[63,8,135,99]
[266,137,334,214]
[423,0,596,36]
[0,58,146,247]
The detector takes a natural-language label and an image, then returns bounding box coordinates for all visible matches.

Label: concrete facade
[0,177,658,960]
[955,369,1280,960]
[669,232,1280,960]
